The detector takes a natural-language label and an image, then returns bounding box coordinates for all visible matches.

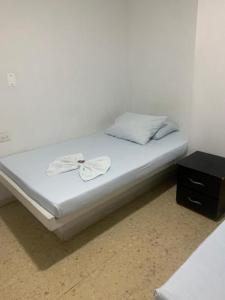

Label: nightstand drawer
[178,166,221,198]
[176,186,218,219]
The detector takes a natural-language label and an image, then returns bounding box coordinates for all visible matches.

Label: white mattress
[155,220,225,300]
[0,131,187,218]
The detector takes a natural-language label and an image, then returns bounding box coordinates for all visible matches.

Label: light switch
[7,73,16,87]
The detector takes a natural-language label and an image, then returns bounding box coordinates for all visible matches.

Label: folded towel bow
[47,153,111,181]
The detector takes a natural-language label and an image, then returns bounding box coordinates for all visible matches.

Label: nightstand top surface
[177,151,225,178]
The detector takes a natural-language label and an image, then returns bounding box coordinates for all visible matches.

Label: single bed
[0,131,187,239]
[155,220,225,300]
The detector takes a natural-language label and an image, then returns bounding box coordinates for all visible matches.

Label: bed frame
[0,161,178,240]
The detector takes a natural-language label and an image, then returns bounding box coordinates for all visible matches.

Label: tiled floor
[0,180,218,299]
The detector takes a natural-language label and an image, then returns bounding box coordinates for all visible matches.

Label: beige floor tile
[0,181,219,300]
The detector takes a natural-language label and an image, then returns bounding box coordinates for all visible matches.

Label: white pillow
[153,121,178,140]
[106,112,167,145]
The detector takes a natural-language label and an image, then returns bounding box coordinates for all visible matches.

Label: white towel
[47,153,84,176]
[79,156,111,181]
[47,153,111,181]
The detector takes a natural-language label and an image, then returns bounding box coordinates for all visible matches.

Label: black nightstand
[176,151,225,220]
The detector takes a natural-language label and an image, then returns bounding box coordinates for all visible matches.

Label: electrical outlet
[0,132,11,143]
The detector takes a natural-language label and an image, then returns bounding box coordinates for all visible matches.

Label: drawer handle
[188,197,202,206]
[188,177,205,187]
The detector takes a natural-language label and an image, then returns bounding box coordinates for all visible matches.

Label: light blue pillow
[153,121,178,140]
[106,112,167,145]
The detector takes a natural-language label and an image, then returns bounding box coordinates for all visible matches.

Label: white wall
[129,0,198,132]
[190,0,225,156]
[0,0,129,157]
[0,0,129,200]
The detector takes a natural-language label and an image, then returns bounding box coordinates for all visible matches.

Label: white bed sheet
[155,220,225,300]
[0,132,187,218]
